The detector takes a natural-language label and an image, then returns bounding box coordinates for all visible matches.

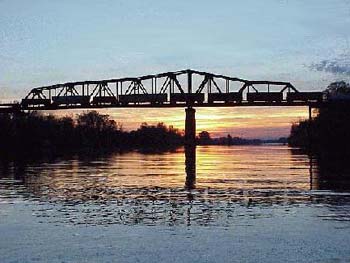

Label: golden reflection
[18,145,313,202]
[195,146,310,190]
[3,147,350,227]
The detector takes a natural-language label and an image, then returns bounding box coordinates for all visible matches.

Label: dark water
[1,145,350,262]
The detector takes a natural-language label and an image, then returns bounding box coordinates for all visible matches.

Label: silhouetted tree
[128,122,183,148]
[197,131,212,145]
[0,111,184,158]
[325,81,350,99]
[288,81,350,158]
[227,134,233,145]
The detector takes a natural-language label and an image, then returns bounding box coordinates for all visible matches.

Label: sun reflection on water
[1,145,350,226]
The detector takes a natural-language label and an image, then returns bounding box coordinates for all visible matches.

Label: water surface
[1,145,350,262]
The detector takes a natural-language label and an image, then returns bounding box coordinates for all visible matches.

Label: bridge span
[1,69,326,145]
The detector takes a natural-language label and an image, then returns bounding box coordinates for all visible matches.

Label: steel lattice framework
[3,69,325,111]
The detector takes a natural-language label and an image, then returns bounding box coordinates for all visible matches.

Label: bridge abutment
[185,107,196,146]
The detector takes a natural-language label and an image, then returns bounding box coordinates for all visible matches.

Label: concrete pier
[185,107,196,146]
[184,106,196,189]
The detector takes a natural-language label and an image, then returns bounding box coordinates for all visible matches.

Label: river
[1,145,350,262]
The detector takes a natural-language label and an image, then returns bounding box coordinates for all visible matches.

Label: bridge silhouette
[1,69,325,145]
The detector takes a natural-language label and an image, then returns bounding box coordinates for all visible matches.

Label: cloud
[311,57,350,75]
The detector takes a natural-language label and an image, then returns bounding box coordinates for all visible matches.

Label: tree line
[0,111,183,157]
[0,110,272,158]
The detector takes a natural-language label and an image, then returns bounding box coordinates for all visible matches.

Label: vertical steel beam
[151,78,154,94]
[187,71,192,94]
[155,78,157,94]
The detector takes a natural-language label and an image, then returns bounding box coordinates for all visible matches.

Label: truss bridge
[1,69,330,145]
[18,69,323,110]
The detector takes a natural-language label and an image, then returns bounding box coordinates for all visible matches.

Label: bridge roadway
[1,69,326,145]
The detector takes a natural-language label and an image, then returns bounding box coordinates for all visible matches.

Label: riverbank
[0,111,183,158]
[288,81,350,160]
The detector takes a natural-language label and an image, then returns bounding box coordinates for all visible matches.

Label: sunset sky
[1,0,350,138]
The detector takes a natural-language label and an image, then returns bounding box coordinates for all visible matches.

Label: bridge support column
[308,105,313,151]
[309,105,312,120]
[185,107,196,146]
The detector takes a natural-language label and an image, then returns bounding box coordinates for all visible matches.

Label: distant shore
[0,111,288,159]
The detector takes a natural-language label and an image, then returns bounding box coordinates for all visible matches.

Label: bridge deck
[0,101,323,113]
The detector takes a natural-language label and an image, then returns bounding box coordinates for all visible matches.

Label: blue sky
[1,0,350,138]
[1,0,350,98]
